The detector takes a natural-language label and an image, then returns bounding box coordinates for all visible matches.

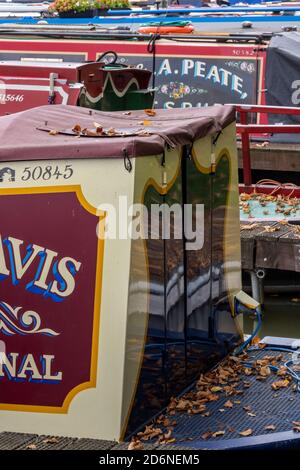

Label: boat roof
[0,5,300,35]
[0,26,272,43]
[0,104,235,161]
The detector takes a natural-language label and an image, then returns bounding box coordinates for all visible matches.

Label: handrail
[238,125,300,132]
[235,104,300,116]
[233,105,300,187]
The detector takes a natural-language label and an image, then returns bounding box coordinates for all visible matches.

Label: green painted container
[80,64,154,111]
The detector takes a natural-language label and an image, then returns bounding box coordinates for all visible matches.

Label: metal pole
[249,269,265,334]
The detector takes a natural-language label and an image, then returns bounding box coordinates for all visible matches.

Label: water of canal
[244,293,300,339]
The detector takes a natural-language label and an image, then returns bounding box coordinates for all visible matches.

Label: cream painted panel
[0,158,135,440]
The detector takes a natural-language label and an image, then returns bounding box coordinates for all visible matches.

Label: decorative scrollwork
[0,301,59,337]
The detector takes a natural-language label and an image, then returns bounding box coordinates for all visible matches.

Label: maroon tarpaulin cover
[0,104,235,161]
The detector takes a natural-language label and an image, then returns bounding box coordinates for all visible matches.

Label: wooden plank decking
[241,221,300,272]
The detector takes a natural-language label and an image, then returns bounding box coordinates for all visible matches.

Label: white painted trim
[84,73,140,104]
[0,83,69,104]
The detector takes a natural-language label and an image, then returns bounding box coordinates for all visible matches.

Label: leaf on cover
[239,429,253,437]
[265,425,276,431]
[93,122,103,134]
[72,124,81,134]
[271,379,289,391]
[259,366,271,377]
[212,431,225,438]
[128,440,144,450]
[42,437,59,444]
[224,400,234,408]
[243,406,252,412]
[210,386,222,393]
[144,109,156,117]
[201,432,212,440]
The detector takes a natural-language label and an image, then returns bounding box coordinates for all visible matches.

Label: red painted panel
[0,187,102,411]
[0,78,81,116]
[0,38,267,108]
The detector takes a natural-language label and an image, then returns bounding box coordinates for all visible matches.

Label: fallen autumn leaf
[239,429,253,437]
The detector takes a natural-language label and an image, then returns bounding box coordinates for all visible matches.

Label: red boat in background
[0,61,83,113]
[0,54,154,114]
[0,32,268,114]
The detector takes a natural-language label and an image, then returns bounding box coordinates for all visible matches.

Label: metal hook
[123,149,132,173]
